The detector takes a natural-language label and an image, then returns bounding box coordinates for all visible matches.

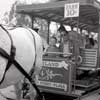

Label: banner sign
[36,59,73,93]
[64,3,79,18]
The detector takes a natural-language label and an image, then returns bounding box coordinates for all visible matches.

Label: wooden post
[47,21,50,44]
[97,10,100,69]
[71,25,74,31]
[80,28,82,34]
[31,17,35,29]
[72,16,80,92]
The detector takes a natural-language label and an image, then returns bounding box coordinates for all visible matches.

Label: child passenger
[46,36,60,57]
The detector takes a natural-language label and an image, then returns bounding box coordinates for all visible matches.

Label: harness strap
[25,28,37,77]
[0,46,16,85]
[21,27,37,98]
[0,48,44,100]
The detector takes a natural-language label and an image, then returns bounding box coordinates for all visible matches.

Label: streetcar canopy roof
[16,0,100,32]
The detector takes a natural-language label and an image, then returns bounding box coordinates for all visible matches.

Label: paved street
[0,85,17,100]
[0,85,100,100]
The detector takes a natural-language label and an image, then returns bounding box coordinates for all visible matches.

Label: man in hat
[58,25,73,56]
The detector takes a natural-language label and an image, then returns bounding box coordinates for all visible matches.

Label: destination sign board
[64,3,79,18]
[36,58,74,94]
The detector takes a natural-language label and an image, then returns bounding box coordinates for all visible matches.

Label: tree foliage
[2,0,59,40]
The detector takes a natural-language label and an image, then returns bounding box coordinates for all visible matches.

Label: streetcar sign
[64,3,79,18]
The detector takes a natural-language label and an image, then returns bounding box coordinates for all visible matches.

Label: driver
[58,25,73,57]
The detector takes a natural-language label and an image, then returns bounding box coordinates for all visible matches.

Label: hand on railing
[70,55,82,65]
[77,55,82,65]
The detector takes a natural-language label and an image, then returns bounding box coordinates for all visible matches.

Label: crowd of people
[42,25,98,58]
[43,25,73,57]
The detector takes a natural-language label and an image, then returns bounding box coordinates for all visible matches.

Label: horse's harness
[0,25,44,100]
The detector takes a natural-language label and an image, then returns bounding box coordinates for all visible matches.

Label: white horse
[0,25,43,99]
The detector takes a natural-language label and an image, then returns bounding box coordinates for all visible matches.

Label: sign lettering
[64,3,79,18]
[43,61,68,70]
[37,80,67,91]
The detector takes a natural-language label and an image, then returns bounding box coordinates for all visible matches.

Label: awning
[16,0,100,32]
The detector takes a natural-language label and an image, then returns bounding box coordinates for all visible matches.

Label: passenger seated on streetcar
[85,35,95,49]
[46,36,60,57]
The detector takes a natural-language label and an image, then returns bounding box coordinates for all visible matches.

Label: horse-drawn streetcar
[16,0,100,100]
